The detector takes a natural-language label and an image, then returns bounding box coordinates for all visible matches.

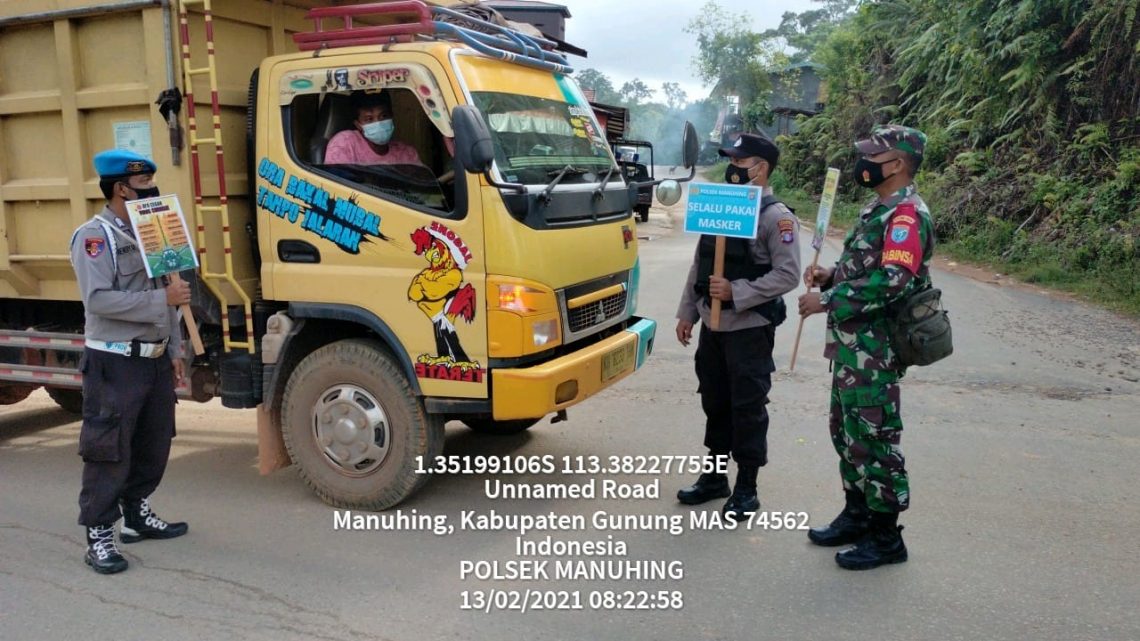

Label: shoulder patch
[84,237,106,258]
[777,218,796,244]
[882,203,922,274]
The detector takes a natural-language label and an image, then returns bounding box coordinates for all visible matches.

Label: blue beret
[93,149,157,178]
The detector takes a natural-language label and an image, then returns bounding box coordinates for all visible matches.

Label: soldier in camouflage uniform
[797,125,935,570]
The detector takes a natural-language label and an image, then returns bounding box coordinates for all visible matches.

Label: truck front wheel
[281,339,443,510]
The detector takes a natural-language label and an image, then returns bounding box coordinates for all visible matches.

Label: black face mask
[853,157,898,188]
[125,184,160,200]
[724,164,754,185]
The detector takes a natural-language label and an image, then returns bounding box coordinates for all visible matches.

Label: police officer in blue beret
[69,149,192,574]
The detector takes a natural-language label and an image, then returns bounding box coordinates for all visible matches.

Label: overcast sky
[557,0,820,103]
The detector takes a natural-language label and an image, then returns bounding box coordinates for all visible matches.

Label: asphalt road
[2,197,1138,641]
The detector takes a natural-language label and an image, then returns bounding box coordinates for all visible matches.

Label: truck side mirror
[656,180,682,206]
[451,105,495,173]
[451,105,525,194]
[682,121,699,169]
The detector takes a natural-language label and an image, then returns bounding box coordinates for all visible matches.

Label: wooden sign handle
[788,250,821,372]
[170,273,205,356]
[181,304,205,356]
[710,235,726,331]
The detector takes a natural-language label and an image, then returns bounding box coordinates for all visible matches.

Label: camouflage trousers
[829,363,909,513]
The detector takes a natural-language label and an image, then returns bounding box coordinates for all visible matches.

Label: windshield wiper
[592,164,619,200]
[539,165,588,205]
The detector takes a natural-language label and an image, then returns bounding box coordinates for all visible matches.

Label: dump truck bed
[0,0,338,302]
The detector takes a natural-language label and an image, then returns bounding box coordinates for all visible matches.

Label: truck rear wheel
[46,388,83,414]
[637,206,649,223]
[281,338,442,510]
[462,418,541,435]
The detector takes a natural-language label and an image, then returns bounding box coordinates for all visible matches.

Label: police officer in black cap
[69,149,191,574]
[675,133,801,519]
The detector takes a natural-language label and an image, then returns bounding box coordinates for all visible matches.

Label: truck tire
[46,388,83,414]
[0,384,35,405]
[462,417,541,435]
[281,338,442,510]
[637,206,649,223]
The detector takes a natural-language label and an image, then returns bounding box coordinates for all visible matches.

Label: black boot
[808,488,871,546]
[677,472,731,505]
[722,465,760,522]
[835,511,907,570]
[85,525,128,574]
[120,497,188,543]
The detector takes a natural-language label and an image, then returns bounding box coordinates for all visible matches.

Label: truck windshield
[470,92,616,186]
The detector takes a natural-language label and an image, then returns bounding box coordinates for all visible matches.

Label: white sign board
[113,121,153,160]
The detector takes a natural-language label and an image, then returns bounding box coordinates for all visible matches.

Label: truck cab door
[255,54,489,400]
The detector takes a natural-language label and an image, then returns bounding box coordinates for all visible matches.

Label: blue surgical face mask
[361,119,394,145]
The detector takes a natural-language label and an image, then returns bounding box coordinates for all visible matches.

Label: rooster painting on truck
[0,0,697,509]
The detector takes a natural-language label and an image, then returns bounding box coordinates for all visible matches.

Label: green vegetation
[698,0,1140,314]
[684,2,785,132]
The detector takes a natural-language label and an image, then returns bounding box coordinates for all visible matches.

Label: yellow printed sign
[125,194,199,278]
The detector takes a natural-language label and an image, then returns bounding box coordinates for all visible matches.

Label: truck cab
[255,26,664,507]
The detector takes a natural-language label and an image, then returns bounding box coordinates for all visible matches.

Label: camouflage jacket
[820,184,935,370]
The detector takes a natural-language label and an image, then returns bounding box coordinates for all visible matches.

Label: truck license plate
[601,342,636,382]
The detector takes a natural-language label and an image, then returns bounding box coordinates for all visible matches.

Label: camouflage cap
[855,125,926,159]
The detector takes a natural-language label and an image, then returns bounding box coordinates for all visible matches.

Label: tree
[574,68,620,104]
[684,1,776,131]
[760,0,859,62]
[662,82,688,109]
[619,78,655,106]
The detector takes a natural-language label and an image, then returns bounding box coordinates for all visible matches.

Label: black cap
[718,133,779,169]
[350,89,391,112]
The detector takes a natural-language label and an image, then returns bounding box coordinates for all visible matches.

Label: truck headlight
[531,319,559,347]
[488,276,561,357]
[629,257,641,315]
[498,283,546,312]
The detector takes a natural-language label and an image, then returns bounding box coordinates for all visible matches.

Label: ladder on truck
[177,0,254,354]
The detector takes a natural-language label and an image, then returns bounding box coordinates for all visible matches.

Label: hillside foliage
[772,0,1140,310]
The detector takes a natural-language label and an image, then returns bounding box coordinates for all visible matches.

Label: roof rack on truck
[292,0,574,74]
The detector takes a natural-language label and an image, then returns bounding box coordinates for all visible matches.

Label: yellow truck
[0,0,695,509]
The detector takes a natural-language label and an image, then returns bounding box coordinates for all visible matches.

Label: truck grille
[567,290,628,334]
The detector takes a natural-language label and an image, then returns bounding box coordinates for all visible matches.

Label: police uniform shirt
[676,190,802,331]
[70,207,183,357]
